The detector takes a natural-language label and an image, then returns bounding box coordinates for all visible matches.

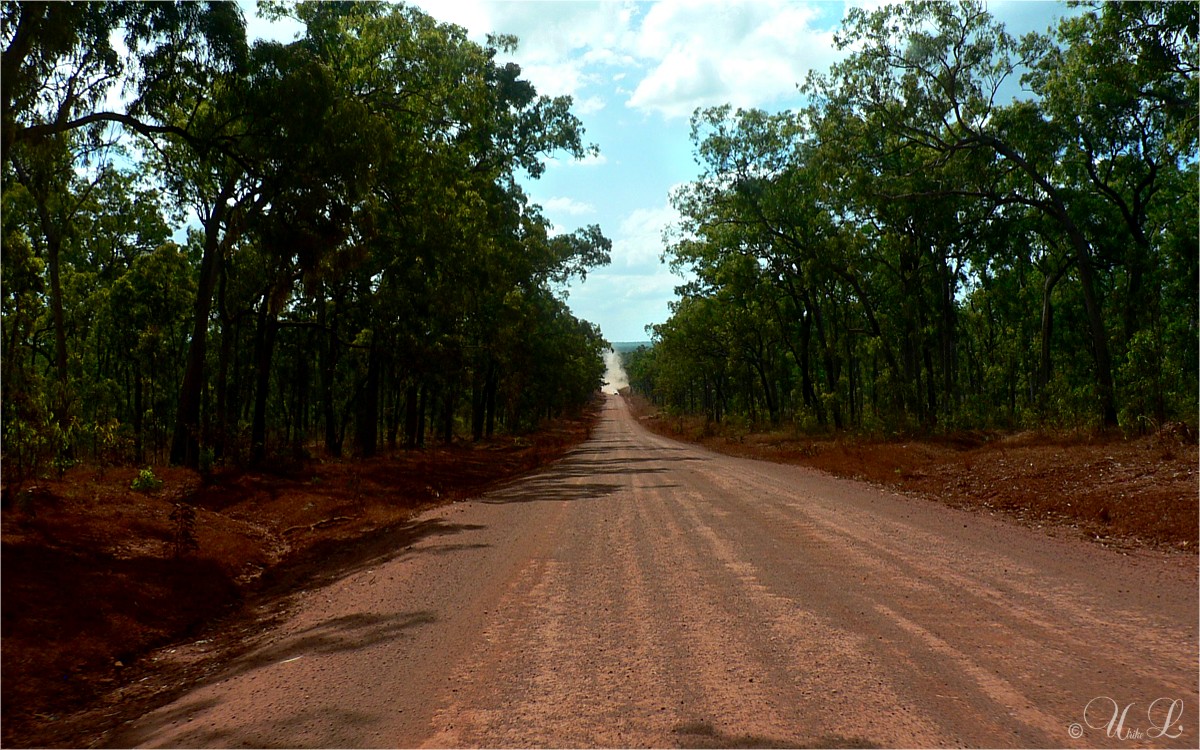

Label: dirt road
[111,394,1197,748]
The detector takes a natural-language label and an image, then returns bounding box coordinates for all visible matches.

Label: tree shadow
[215,610,437,679]
[672,721,882,749]
[121,704,387,749]
[103,610,438,748]
[477,428,700,505]
[79,515,479,749]
[259,517,486,595]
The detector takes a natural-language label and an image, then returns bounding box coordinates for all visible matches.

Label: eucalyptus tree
[2,0,613,476]
[640,0,1195,433]
[6,134,93,415]
[1,0,250,466]
[824,0,1121,425]
[2,1,246,158]
[671,105,896,427]
[60,167,173,451]
[247,1,604,457]
[1028,1,1198,426]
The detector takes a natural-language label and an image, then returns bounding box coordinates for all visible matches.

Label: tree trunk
[355,336,380,458]
[19,155,73,445]
[214,261,234,460]
[1037,263,1068,400]
[249,295,279,466]
[417,384,427,447]
[317,287,342,457]
[293,341,309,454]
[939,255,956,414]
[405,383,419,448]
[753,358,779,425]
[441,383,455,444]
[807,291,842,428]
[1067,229,1118,426]
[471,366,486,441]
[386,377,401,451]
[171,178,237,466]
[980,134,1118,426]
[133,366,144,464]
[484,363,498,438]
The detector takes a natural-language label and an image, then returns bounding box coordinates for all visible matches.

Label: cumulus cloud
[412,0,844,121]
[613,204,681,271]
[422,1,637,99]
[626,0,841,119]
[545,151,609,170]
[560,197,690,340]
[540,196,596,216]
[568,267,682,341]
[573,95,608,115]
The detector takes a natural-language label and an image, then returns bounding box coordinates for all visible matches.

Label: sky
[246,1,1075,344]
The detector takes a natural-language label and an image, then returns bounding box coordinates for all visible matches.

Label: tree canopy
[2,0,611,487]
[631,0,1197,434]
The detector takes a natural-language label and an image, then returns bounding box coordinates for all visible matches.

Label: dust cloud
[602,349,629,395]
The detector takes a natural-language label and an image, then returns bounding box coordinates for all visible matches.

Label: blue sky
[247,1,1075,343]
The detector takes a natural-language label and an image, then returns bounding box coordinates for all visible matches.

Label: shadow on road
[138,705,387,749]
[481,433,693,504]
[672,721,882,749]
[96,514,476,748]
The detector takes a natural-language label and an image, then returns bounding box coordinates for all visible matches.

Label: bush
[131,467,163,493]
[169,502,199,556]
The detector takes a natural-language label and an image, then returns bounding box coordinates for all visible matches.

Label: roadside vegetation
[2,1,611,498]
[630,1,1197,436]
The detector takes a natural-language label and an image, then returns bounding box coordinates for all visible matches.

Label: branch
[18,110,197,149]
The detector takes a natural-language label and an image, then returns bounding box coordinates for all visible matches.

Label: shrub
[169,502,199,557]
[131,467,163,493]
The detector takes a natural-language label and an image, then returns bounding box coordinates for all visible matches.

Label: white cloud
[541,196,596,216]
[567,267,681,341]
[613,203,681,271]
[626,0,841,119]
[423,1,638,99]
[408,0,494,35]
[410,1,846,121]
[545,151,609,170]
[574,95,608,115]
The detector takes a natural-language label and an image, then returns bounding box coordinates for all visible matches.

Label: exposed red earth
[1,405,598,748]
[32,393,1193,748]
[627,393,1198,553]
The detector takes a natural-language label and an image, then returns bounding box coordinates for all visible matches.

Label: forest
[627,1,1198,434]
[2,0,613,495]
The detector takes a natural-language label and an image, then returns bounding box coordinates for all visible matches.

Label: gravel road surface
[112,393,1198,748]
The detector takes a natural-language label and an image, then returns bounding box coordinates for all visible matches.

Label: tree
[647,0,1196,434]
[2,1,246,159]
[824,0,1122,424]
[2,0,613,486]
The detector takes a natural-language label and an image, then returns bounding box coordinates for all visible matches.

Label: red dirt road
[110,394,1198,748]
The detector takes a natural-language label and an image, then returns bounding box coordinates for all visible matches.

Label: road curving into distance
[111,393,1198,749]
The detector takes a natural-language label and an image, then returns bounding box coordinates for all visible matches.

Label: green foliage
[2,0,610,473]
[641,0,1197,435]
[1,386,56,500]
[198,448,215,480]
[131,468,164,493]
